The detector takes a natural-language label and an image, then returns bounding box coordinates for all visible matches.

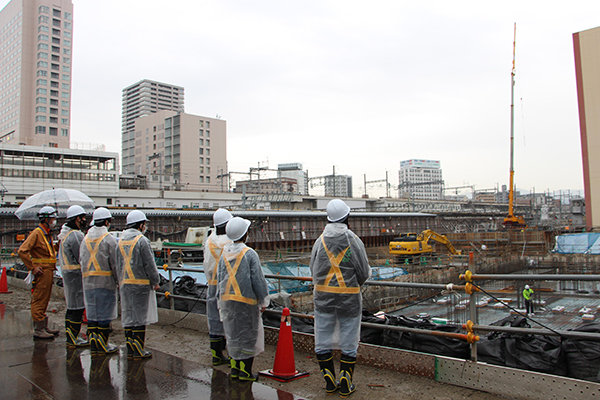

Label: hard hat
[326,199,350,222]
[66,205,86,219]
[226,217,251,241]
[525,285,530,290]
[38,206,57,219]
[213,208,233,227]
[127,210,149,225]
[92,207,112,222]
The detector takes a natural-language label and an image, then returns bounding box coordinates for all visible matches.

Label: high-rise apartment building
[324,174,353,197]
[399,159,443,200]
[128,110,226,192]
[121,79,184,174]
[278,163,308,195]
[0,0,73,148]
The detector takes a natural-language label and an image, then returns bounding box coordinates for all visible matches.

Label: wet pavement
[0,305,303,400]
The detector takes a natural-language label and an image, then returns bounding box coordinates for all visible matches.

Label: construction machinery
[503,23,526,228]
[389,229,461,260]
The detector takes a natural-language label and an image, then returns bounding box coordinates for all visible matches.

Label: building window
[199,148,203,155]
[37,52,48,59]
[199,139,204,145]
[39,26,49,33]
[61,83,69,90]
[50,90,58,97]
[206,130,210,137]
[199,177,204,183]
[63,57,70,64]
[35,126,46,134]
[53,9,61,17]
[62,66,70,72]
[38,33,49,41]
[65,12,72,21]
[51,55,60,62]
[61,110,69,116]
[64,31,71,38]
[206,158,210,165]
[50,72,59,79]
[52,28,60,36]
[50,99,58,106]
[50,108,58,115]
[61,118,68,124]
[36,88,48,95]
[51,45,59,53]
[199,129,203,136]
[35,116,46,122]
[61,92,69,99]
[52,19,60,27]
[206,121,210,128]
[207,177,210,183]
[35,106,47,113]
[37,61,48,68]
[52,37,60,44]
[61,100,68,107]
[39,15,49,24]
[50,81,59,88]
[50,117,57,123]
[51,63,59,71]
[64,22,72,30]
[206,139,210,146]
[63,48,70,55]
[199,157,204,164]
[38,43,49,50]
[49,143,58,148]
[64,39,71,47]
[49,127,58,136]
[36,97,47,104]
[39,5,50,13]
[206,149,210,156]
[61,128,68,137]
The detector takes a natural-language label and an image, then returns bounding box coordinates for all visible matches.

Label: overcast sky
[6,0,599,197]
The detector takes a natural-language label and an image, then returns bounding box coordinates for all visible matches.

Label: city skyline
[1,0,597,197]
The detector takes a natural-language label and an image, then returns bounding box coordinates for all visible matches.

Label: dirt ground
[1,284,511,400]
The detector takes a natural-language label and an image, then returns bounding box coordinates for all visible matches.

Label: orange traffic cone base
[0,267,12,294]
[259,368,309,382]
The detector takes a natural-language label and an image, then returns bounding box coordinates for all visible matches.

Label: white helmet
[127,210,149,225]
[66,205,86,219]
[226,217,251,241]
[525,285,530,290]
[326,199,350,222]
[38,206,57,219]
[92,207,112,223]
[213,208,233,227]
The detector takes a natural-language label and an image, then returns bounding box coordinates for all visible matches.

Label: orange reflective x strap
[315,236,360,294]
[60,230,80,270]
[119,234,149,285]
[222,247,257,305]
[32,227,56,266]
[83,233,111,277]
[208,241,224,286]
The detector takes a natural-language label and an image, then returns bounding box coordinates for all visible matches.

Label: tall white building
[278,163,308,195]
[0,0,74,148]
[122,79,184,174]
[399,159,443,200]
[324,174,353,197]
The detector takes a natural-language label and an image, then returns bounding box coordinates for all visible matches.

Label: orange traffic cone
[260,307,309,382]
[0,267,12,294]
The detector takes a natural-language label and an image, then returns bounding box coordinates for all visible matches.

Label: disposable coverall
[309,222,371,356]
[204,230,232,336]
[18,225,57,322]
[217,242,269,360]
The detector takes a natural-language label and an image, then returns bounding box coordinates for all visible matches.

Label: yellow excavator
[389,230,461,259]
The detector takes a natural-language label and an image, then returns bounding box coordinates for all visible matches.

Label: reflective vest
[60,230,81,271]
[118,234,149,285]
[221,247,257,305]
[315,236,360,294]
[208,241,226,286]
[523,288,533,301]
[31,227,57,266]
[82,233,111,277]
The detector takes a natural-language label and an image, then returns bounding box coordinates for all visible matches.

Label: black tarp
[563,322,600,382]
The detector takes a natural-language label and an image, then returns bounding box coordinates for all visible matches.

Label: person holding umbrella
[58,205,89,347]
[18,206,60,340]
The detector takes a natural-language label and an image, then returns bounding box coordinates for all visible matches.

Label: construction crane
[503,23,526,227]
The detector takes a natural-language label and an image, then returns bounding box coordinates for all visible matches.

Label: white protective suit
[116,228,160,327]
[310,223,371,356]
[80,226,119,322]
[217,242,269,360]
[203,231,232,336]
[58,225,85,310]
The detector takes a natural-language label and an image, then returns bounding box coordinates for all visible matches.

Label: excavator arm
[420,229,461,255]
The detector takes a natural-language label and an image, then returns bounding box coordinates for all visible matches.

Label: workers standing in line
[58,205,89,347]
[217,217,269,381]
[18,206,60,340]
[204,208,233,366]
[523,284,534,316]
[116,210,161,359]
[310,199,371,397]
[80,207,119,354]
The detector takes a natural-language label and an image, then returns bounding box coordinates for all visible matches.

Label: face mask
[142,226,147,235]
[49,220,57,229]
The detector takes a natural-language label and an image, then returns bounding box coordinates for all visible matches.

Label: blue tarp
[553,233,600,254]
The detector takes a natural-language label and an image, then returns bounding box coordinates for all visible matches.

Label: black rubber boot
[238,357,258,382]
[210,335,229,366]
[124,327,134,357]
[65,309,89,347]
[230,358,239,379]
[317,352,338,393]
[88,322,98,353]
[130,326,152,359]
[95,324,118,355]
[339,354,356,397]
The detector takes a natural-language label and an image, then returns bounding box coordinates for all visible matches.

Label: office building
[122,79,184,174]
[324,174,353,197]
[0,0,73,148]
[128,110,226,192]
[399,159,443,200]
[278,163,308,194]
[574,27,600,231]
